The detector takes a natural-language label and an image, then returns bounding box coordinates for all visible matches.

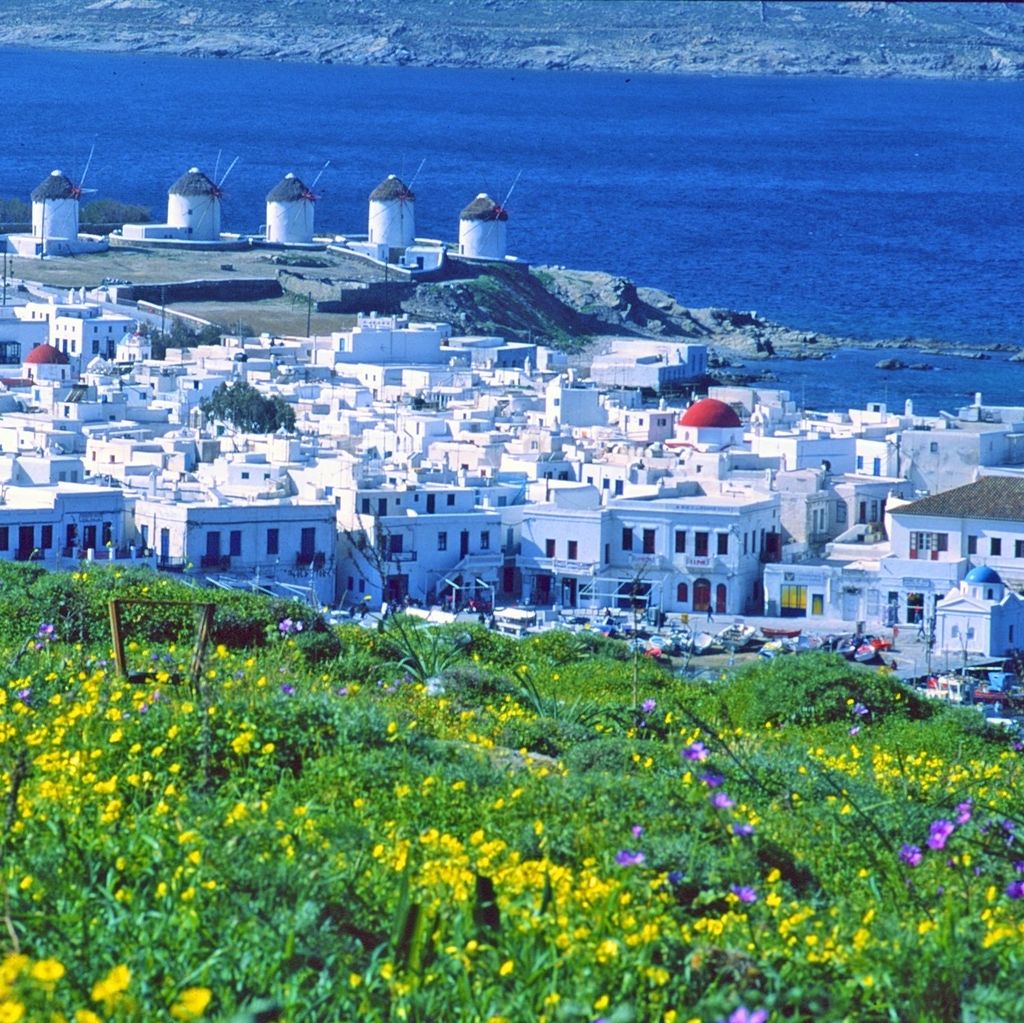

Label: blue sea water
[1,47,1022,413]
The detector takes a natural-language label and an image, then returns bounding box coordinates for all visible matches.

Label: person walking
[706,605,713,623]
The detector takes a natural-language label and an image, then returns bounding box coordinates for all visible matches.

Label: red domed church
[669,397,744,451]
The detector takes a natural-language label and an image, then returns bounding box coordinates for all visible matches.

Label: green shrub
[721,652,936,728]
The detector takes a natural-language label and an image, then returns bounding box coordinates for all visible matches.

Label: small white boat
[692,631,717,655]
[922,675,972,703]
[492,607,538,637]
[716,623,757,650]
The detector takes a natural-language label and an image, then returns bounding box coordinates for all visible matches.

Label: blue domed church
[934,565,1024,659]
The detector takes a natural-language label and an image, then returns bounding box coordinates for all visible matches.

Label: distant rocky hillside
[8,1,1024,79]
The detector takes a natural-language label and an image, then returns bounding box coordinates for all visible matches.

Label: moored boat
[853,642,879,663]
[692,631,717,655]
[760,626,803,640]
[717,622,758,649]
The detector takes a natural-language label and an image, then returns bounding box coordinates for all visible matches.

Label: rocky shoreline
[5,1,1024,81]
[399,263,1020,372]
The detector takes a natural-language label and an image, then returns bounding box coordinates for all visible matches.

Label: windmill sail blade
[407,157,426,191]
[310,159,331,191]
[500,170,522,211]
[218,155,239,189]
[78,143,96,192]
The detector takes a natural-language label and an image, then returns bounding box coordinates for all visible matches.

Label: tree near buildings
[201,381,295,433]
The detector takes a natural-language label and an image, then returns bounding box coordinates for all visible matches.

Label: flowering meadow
[0,564,1022,1022]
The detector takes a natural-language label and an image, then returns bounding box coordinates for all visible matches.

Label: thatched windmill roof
[31,171,78,201]
[169,167,220,197]
[369,175,414,202]
[266,173,314,202]
[460,193,509,221]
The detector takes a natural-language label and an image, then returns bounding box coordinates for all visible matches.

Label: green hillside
[0,563,1020,1021]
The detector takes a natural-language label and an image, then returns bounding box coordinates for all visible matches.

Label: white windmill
[265,162,328,244]
[367,172,416,255]
[167,158,237,241]
[31,145,98,244]
[458,172,518,260]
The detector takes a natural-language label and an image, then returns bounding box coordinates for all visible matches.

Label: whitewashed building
[337,479,502,608]
[590,341,708,393]
[135,493,338,606]
[519,482,780,616]
[0,482,130,564]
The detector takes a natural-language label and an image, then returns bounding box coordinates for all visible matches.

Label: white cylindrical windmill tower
[367,174,415,252]
[167,167,221,241]
[265,173,315,244]
[31,170,80,240]
[459,193,508,260]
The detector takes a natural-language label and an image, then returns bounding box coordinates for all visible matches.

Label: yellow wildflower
[170,987,212,1020]
[91,964,130,1004]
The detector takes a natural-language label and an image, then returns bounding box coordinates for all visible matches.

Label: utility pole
[306,292,312,337]
[628,565,648,710]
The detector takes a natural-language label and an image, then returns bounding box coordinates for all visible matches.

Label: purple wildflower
[278,618,294,635]
[927,819,955,851]
[1013,860,1024,875]
[139,703,149,715]
[614,849,646,868]
[732,823,755,838]
[955,800,973,825]
[15,688,30,704]
[1006,880,1024,900]
[722,1008,769,1023]
[730,884,758,904]
[631,824,644,839]
[682,741,708,762]
[710,792,735,810]
[280,683,296,696]
[641,699,656,714]
[899,843,923,867]
[667,870,684,886]
[336,686,350,697]
[853,702,869,717]
[37,622,55,637]
[700,771,725,788]
[849,725,861,736]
